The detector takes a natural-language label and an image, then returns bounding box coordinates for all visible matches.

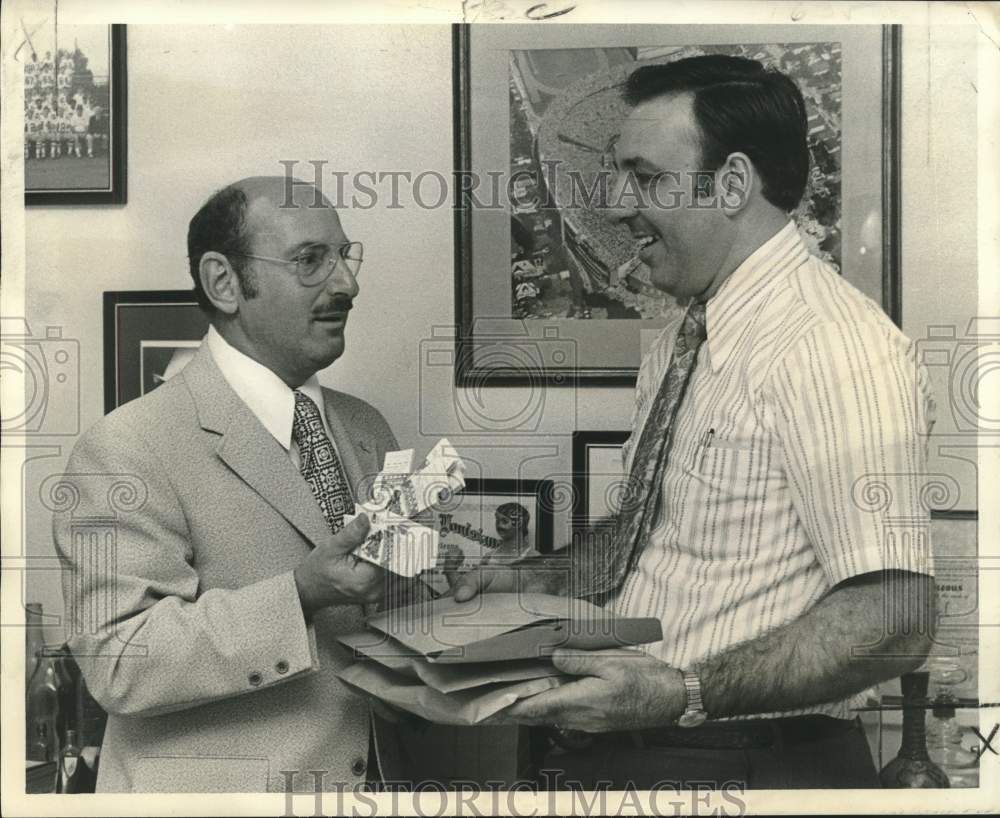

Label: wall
[19,23,980,651]
[899,22,981,512]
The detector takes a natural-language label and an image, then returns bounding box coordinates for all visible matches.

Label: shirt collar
[206,326,326,451]
[703,221,809,373]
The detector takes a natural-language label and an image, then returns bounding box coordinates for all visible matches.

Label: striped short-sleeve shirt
[611,221,935,721]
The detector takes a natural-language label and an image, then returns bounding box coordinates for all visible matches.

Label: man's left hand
[487,648,687,733]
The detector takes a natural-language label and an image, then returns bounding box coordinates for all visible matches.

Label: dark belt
[550,715,858,751]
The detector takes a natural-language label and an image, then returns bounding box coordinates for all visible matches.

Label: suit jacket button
[351,758,367,777]
[248,671,263,686]
[275,660,289,674]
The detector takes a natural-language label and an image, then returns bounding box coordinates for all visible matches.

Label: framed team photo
[104,290,207,412]
[454,24,901,385]
[24,24,127,205]
[420,478,555,596]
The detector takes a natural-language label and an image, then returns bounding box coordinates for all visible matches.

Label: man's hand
[294,515,385,616]
[451,565,518,602]
[487,648,685,733]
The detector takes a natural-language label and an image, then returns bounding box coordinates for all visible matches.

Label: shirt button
[248,671,263,687]
[275,660,289,674]
[351,757,367,777]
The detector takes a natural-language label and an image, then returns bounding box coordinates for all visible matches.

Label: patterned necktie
[292,391,353,535]
[593,301,708,597]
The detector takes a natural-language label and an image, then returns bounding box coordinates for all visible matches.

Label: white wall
[21,23,980,641]
[899,23,981,511]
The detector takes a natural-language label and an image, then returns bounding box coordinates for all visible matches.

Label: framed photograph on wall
[454,24,901,385]
[929,510,979,667]
[104,290,207,412]
[24,24,127,205]
[571,430,630,527]
[421,477,554,595]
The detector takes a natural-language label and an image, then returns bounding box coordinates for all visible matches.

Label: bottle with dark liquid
[52,645,79,744]
[879,671,950,788]
[56,729,98,793]
[25,603,45,691]
[25,648,61,762]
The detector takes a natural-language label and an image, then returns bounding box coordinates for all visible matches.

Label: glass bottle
[26,647,61,762]
[56,729,97,793]
[879,672,950,788]
[76,669,108,748]
[25,603,45,691]
[925,656,978,786]
[53,645,79,744]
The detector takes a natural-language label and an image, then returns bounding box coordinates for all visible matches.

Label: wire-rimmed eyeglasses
[225,241,364,286]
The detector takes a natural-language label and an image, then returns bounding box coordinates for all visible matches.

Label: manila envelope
[364,593,662,664]
[337,660,566,725]
[338,629,564,693]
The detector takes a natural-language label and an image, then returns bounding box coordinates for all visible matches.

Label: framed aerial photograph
[421,477,554,595]
[104,290,207,412]
[24,24,127,205]
[454,24,901,384]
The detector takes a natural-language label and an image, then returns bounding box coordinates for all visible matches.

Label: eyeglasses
[225,241,364,286]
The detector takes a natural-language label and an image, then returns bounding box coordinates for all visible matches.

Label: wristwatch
[676,669,708,728]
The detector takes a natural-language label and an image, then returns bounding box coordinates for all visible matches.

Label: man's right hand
[294,515,385,616]
[452,565,518,602]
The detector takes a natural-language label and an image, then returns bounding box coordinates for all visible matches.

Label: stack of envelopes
[336,593,662,725]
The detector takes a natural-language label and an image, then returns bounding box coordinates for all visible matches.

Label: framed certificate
[103,290,206,412]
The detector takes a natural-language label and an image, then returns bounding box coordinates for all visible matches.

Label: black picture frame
[25,24,127,205]
[571,430,630,526]
[447,477,555,555]
[453,23,903,386]
[103,290,206,413]
[421,477,555,596]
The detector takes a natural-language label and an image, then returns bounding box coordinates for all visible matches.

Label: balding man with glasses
[54,176,411,793]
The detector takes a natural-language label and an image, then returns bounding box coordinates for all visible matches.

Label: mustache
[315,295,354,315]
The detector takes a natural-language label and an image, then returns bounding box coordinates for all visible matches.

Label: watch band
[677,669,708,728]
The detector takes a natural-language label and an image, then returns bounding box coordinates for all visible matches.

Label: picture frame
[571,430,630,526]
[453,23,902,385]
[25,24,127,205]
[929,509,979,662]
[103,290,206,413]
[421,477,554,595]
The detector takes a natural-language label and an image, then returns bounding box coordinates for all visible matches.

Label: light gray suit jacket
[53,344,404,792]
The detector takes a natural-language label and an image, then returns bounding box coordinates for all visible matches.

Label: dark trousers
[535,716,880,790]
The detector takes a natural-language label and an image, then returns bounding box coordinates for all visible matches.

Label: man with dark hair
[456,56,936,789]
[54,176,407,792]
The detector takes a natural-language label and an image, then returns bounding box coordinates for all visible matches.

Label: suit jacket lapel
[181,345,332,549]
[322,391,374,504]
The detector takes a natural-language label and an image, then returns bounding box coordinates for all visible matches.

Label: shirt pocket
[691,437,778,507]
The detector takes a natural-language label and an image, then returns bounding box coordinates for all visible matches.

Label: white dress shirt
[612,221,936,720]
[206,326,339,469]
